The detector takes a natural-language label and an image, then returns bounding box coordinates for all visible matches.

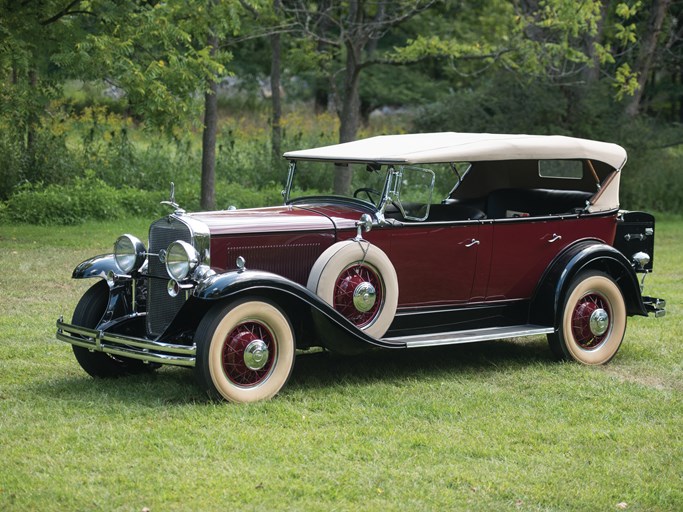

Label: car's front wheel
[194,298,296,403]
[71,280,154,377]
[547,271,627,364]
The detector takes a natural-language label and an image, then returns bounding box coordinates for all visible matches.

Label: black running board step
[383,325,555,349]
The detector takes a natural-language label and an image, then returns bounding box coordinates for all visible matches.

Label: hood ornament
[160,182,186,214]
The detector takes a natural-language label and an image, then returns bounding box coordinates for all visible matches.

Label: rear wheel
[194,298,296,403]
[71,280,154,377]
[547,271,627,365]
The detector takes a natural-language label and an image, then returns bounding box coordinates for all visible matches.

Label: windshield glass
[286,161,388,206]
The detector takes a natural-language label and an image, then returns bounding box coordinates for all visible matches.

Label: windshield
[285,161,388,207]
[284,160,470,222]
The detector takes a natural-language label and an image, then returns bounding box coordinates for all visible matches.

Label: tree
[271,0,283,162]
[0,1,93,160]
[0,1,260,206]
[625,0,672,117]
[201,0,221,211]
[285,1,436,194]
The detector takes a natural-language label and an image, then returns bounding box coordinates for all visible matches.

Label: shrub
[0,177,166,225]
[0,176,286,226]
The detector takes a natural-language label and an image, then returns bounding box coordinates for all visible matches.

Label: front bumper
[643,296,666,318]
[56,317,196,367]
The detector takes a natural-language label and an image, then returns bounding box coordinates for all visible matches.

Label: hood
[186,204,362,236]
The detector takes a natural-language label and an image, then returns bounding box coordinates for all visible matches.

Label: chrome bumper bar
[56,317,196,367]
[643,296,666,318]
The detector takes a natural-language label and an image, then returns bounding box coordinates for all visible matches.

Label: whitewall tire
[548,271,627,365]
[195,298,296,403]
[307,240,398,338]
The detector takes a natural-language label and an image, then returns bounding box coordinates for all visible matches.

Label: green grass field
[0,216,681,511]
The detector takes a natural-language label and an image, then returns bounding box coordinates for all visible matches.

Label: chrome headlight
[114,234,146,273]
[165,240,199,281]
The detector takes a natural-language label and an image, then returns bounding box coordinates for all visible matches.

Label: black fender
[71,254,141,327]
[161,269,404,353]
[71,254,139,330]
[72,254,120,280]
[530,239,647,328]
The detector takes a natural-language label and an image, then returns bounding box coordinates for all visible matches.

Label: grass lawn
[0,216,681,511]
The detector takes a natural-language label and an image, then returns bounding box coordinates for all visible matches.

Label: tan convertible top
[283,132,628,170]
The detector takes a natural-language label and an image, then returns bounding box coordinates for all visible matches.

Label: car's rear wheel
[547,271,627,364]
[72,280,154,377]
[307,240,399,338]
[194,298,296,403]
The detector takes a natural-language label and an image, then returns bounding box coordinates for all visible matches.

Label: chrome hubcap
[243,339,269,370]
[352,281,377,312]
[589,308,609,336]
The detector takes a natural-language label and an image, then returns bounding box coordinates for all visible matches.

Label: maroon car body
[57,133,665,403]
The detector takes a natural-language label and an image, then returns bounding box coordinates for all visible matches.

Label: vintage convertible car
[57,132,666,403]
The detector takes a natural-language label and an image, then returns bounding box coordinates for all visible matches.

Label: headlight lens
[165,240,199,281]
[114,234,146,273]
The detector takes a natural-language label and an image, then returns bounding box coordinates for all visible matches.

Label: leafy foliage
[2,0,683,218]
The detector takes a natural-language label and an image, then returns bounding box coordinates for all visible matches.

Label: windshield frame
[283,159,438,223]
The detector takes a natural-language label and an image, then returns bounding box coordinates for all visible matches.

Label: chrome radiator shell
[146,214,210,337]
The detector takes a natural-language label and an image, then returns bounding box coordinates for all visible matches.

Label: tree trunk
[338,50,361,143]
[625,0,671,117]
[26,68,38,156]
[334,42,362,195]
[201,78,218,210]
[201,24,219,211]
[582,1,609,84]
[270,0,282,164]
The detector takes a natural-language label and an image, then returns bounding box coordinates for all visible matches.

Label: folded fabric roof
[283,132,628,170]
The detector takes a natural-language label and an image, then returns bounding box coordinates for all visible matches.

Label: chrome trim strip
[392,325,555,348]
[56,318,195,367]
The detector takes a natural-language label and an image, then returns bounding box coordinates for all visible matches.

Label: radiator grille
[147,218,192,337]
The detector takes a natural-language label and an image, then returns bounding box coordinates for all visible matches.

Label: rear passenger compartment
[485,188,593,218]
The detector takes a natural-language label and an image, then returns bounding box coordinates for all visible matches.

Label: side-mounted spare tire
[307,240,399,339]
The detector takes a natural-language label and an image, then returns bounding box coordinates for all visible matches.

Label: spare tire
[307,240,398,338]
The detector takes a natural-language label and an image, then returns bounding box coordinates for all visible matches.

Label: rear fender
[530,240,646,328]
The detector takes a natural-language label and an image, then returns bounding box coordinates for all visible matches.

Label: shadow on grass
[288,336,556,392]
[32,337,556,406]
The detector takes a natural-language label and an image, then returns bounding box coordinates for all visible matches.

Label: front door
[389,223,481,307]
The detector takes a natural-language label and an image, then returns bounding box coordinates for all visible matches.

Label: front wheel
[71,280,154,377]
[194,298,296,403]
[547,271,627,365]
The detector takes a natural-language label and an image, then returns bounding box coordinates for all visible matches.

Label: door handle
[548,233,562,243]
[465,239,480,247]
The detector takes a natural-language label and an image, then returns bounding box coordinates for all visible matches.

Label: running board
[384,325,555,349]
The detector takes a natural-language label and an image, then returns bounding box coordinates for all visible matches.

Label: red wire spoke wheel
[548,271,626,365]
[570,293,612,349]
[195,298,295,403]
[308,240,398,338]
[333,263,384,328]
[221,320,275,386]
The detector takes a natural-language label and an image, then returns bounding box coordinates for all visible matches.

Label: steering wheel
[353,187,382,206]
